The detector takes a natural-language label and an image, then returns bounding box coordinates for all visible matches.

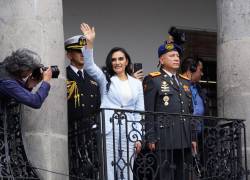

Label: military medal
[164,101,169,106]
[163,96,169,102]
[163,95,169,106]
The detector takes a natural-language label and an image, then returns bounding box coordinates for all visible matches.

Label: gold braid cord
[67,80,80,108]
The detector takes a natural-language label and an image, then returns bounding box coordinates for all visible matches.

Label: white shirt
[70,65,84,78]
[162,69,179,84]
[116,79,132,105]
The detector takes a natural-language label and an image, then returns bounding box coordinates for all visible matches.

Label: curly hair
[3,48,42,77]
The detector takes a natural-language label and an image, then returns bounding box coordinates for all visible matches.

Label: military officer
[65,35,101,179]
[143,41,196,180]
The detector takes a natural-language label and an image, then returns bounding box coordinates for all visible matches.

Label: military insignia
[90,80,98,86]
[179,74,190,81]
[183,85,190,92]
[161,81,169,92]
[149,71,161,77]
[67,80,80,108]
[79,37,87,46]
[165,43,174,51]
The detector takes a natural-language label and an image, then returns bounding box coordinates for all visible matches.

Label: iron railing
[0,99,39,179]
[68,115,102,180]
[69,108,248,180]
[0,101,246,180]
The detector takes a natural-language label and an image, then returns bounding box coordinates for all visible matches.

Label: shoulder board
[149,72,161,77]
[179,74,190,81]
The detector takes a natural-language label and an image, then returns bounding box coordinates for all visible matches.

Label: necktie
[77,70,83,79]
[172,75,179,87]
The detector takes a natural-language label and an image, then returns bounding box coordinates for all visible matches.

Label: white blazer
[83,48,145,134]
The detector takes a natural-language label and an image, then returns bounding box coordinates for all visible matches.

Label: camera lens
[50,65,60,78]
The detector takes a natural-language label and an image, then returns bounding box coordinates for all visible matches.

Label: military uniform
[65,35,101,179]
[143,69,194,180]
[143,69,193,149]
[67,66,100,122]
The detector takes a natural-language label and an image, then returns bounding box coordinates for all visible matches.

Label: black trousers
[157,148,192,180]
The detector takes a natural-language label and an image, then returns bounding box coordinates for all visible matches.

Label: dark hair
[105,47,132,76]
[104,47,133,91]
[3,48,42,77]
[181,56,203,73]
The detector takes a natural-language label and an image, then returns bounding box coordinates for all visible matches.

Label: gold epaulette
[149,71,161,77]
[67,80,80,108]
[179,74,190,80]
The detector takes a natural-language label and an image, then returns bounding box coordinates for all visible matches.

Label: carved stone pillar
[217,0,250,169]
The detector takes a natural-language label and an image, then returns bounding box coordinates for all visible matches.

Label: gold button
[82,104,85,107]
[91,105,94,108]
[90,94,94,98]
[81,93,83,96]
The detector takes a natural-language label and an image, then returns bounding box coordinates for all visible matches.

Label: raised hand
[80,23,95,48]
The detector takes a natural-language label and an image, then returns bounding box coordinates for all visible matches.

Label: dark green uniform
[143,69,194,180]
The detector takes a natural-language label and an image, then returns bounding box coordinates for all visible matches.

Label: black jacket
[66,66,101,127]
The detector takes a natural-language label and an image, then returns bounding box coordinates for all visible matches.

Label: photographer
[0,48,52,109]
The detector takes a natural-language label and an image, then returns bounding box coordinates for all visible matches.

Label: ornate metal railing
[69,108,248,180]
[67,108,248,180]
[0,99,39,179]
[0,98,247,180]
[98,108,248,180]
[195,116,246,179]
[68,115,103,180]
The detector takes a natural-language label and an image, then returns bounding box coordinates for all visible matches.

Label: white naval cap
[64,35,86,51]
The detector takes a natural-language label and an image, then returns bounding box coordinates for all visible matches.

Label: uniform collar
[70,65,84,78]
[161,68,177,77]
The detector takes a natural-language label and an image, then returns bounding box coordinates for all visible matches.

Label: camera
[32,65,60,79]
[168,26,186,45]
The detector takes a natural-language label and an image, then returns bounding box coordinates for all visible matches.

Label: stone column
[0,1,68,179]
[217,0,250,168]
